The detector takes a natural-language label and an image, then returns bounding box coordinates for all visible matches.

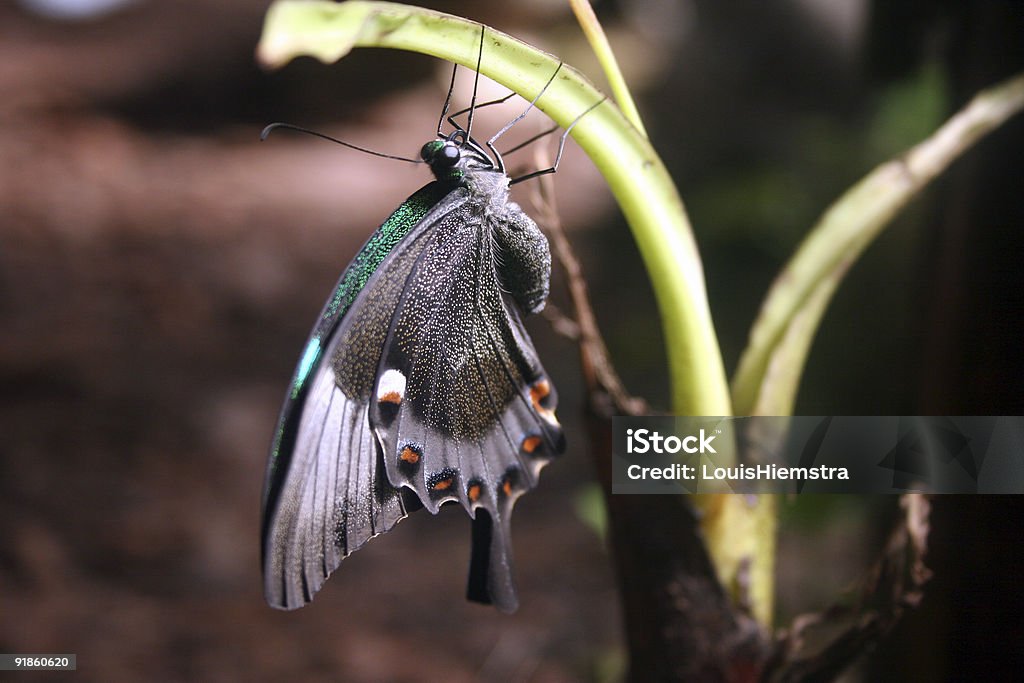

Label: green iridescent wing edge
[262,181,448,507]
[261,180,448,608]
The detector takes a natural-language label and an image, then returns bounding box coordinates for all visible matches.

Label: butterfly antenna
[509,95,607,185]
[261,123,421,164]
[437,63,458,137]
[464,24,486,142]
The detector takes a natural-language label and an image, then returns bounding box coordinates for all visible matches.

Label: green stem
[259,0,776,629]
[568,0,648,137]
[733,71,1024,417]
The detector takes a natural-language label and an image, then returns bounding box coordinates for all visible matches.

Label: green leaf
[732,71,1024,417]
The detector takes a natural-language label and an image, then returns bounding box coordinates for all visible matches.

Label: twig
[531,150,648,417]
[540,302,582,341]
[765,494,932,682]
[531,144,772,681]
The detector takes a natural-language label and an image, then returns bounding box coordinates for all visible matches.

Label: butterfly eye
[437,142,461,166]
[419,140,461,168]
[419,141,437,161]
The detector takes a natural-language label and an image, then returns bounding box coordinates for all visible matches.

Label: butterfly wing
[262,181,451,610]
[363,191,565,611]
[262,181,564,612]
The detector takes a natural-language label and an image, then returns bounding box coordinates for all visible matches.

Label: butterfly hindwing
[365,188,564,611]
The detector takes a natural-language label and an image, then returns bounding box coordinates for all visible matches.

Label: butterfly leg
[445,92,518,136]
[485,63,564,173]
[509,95,607,185]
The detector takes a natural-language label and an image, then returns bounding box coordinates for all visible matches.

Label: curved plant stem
[568,0,648,137]
[259,0,778,635]
[260,1,1024,659]
[723,71,1024,630]
[733,71,1024,417]
[259,0,732,418]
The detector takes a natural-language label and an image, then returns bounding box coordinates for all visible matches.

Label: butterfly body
[262,135,564,613]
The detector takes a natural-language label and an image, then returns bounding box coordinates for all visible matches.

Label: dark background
[1,0,1022,680]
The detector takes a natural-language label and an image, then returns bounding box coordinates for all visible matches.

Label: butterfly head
[421,132,496,182]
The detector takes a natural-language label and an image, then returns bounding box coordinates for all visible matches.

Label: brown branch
[531,169,647,418]
[765,494,932,682]
[531,152,770,681]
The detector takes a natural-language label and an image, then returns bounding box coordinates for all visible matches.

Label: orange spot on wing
[529,379,551,410]
[529,379,560,426]
[502,479,513,496]
[379,391,402,405]
[467,484,481,502]
[521,435,543,454]
[400,446,420,464]
[432,478,452,491]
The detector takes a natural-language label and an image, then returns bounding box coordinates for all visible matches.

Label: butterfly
[260,32,586,613]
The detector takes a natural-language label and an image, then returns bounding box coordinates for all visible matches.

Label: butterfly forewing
[262,183,448,610]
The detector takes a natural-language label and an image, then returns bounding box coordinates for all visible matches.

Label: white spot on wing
[377,368,407,404]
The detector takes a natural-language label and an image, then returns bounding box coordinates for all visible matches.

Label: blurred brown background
[1,1,1022,681]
